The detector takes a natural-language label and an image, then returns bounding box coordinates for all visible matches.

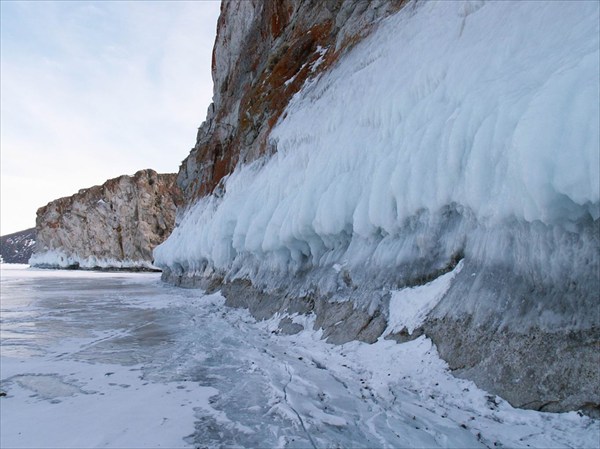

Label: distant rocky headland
[29,169,182,270]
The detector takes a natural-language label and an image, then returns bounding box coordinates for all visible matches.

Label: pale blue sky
[1,1,221,234]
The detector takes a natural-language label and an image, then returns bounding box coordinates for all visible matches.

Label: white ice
[29,249,159,271]
[155,0,599,279]
[1,266,597,448]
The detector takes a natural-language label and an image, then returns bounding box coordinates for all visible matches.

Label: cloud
[0,0,221,235]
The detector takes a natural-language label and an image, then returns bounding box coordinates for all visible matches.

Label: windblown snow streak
[156,1,599,414]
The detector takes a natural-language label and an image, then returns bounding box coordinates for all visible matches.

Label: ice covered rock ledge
[155,1,600,415]
[31,169,182,271]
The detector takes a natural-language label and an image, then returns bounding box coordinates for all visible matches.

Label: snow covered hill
[0,228,36,264]
[155,1,599,415]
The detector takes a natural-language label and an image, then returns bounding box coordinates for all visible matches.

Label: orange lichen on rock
[179,0,408,203]
[239,20,336,156]
[267,0,292,39]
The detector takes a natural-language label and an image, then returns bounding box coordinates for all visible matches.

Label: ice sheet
[1,267,597,448]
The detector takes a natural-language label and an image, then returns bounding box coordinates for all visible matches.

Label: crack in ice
[282,362,317,449]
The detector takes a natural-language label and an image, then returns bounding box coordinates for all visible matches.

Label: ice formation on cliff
[155,0,599,283]
[155,0,599,413]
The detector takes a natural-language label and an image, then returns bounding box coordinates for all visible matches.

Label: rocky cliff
[178,0,406,202]
[156,0,600,416]
[31,169,182,270]
[0,228,36,264]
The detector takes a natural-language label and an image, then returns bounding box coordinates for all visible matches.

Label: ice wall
[156,0,599,413]
[156,0,598,288]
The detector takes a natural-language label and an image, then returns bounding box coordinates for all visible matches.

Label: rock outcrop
[156,0,600,416]
[31,169,182,270]
[178,0,406,202]
[0,228,36,264]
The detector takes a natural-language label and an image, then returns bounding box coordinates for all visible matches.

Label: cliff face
[0,228,36,264]
[31,169,182,270]
[157,1,600,416]
[178,0,405,202]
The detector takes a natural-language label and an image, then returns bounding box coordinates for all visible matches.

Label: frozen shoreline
[1,266,598,448]
[29,250,160,271]
[154,0,600,415]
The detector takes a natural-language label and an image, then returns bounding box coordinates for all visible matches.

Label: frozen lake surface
[1,265,598,448]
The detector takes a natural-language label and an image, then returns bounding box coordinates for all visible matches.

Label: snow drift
[156,1,599,414]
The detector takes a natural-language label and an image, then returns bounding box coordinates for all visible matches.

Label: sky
[1,0,221,235]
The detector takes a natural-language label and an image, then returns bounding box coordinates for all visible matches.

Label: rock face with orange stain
[159,0,600,417]
[178,0,406,202]
[31,169,182,270]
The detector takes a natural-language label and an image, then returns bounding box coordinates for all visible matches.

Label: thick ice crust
[161,216,600,415]
[30,250,160,272]
[161,266,600,415]
[157,0,600,415]
[157,1,599,278]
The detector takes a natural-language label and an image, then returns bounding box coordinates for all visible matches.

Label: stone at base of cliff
[161,270,386,345]
[161,267,600,417]
[425,317,600,417]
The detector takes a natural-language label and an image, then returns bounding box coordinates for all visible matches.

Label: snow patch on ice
[11,374,82,399]
[0,263,30,270]
[252,312,600,449]
[1,359,218,449]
